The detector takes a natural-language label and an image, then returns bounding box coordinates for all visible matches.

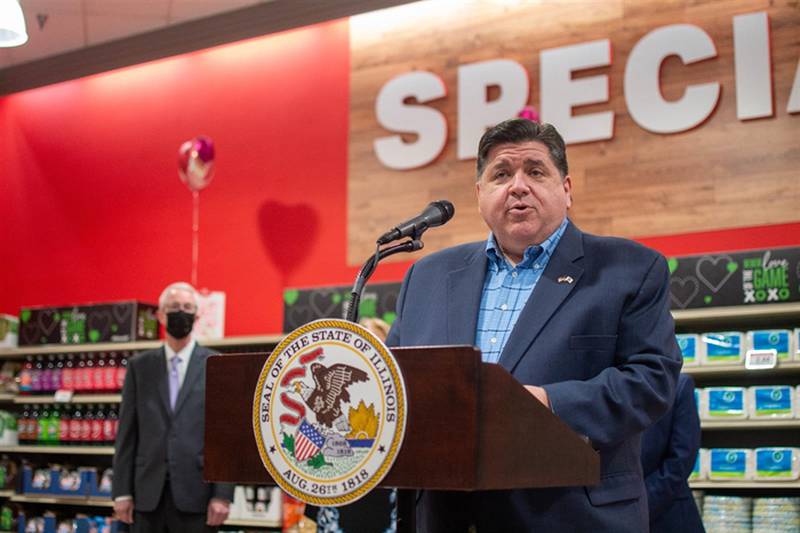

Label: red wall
[1,19,797,335]
[1,20,413,335]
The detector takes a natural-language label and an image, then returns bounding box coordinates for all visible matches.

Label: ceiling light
[0,0,28,47]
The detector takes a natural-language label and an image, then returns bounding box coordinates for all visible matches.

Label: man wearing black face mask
[112,282,234,532]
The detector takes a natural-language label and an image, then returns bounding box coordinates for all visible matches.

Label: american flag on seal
[294,419,326,461]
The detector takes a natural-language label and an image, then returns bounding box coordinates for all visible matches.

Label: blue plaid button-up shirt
[475,218,568,364]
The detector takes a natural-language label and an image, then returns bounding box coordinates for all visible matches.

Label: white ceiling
[0,0,273,68]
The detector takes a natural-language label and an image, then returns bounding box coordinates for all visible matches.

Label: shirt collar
[165,338,196,364]
[485,217,569,269]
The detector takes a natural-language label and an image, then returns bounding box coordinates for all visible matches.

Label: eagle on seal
[295,362,369,428]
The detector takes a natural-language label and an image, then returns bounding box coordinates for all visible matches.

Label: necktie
[169,355,181,410]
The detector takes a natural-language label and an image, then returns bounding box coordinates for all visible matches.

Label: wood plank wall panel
[348,0,799,265]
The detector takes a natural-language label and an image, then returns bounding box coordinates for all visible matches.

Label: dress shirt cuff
[114,495,133,502]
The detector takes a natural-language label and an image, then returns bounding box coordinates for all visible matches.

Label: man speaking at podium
[386,119,682,532]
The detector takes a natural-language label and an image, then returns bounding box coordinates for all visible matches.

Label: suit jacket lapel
[153,347,171,416]
[173,345,205,416]
[447,244,488,345]
[498,222,585,373]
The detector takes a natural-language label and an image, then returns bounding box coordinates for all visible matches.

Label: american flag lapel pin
[557,275,574,284]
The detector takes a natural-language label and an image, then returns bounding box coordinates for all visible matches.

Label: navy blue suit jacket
[641,374,704,533]
[386,221,682,532]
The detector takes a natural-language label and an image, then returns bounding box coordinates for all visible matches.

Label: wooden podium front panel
[206,353,273,484]
[205,347,599,491]
[380,346,480,489]
[477,364,600,490]
[205,347,482,489]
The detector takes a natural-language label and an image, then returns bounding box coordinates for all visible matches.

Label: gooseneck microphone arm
[345,240,423,323]
[346,200,455,324]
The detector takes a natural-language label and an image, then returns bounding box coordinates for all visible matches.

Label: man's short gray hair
[158,282,199,311]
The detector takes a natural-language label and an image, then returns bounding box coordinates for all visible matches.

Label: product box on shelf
[21,465,53,495]
[747,329,794,362]
[18,301,158,346]
[0,315,18,348]
[702,387,748,419]
[676,334,701,366]
[693,388,703,418]
[701,332,744,365]
[689,449,706,481]
[754,447,800,481]
[21,465,92,497]
[16,514,56,533]
[17,514,120,533]
[0,361,20,394]
[0,411,17,446]
[86,467,113,498]
[708,448,752,480]
[747,385,796,418]
[229,485,282,524]
[795,328,800,360]
[0,457,18,491]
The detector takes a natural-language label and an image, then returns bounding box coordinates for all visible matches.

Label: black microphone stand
[345,237,423,533]
[345,238,423,323]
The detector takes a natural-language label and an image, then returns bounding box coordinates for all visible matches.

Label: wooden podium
[205,346,600,529]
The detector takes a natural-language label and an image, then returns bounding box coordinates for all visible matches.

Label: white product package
[690,448,707,481]
[702,387,748,420]
[701,332,744,365]
[795,328,800,361]
[754,448,800,481]
[748,385,796,418]
[0,315,17,349]
[747,329,794,362]
[708,448,752,480]
[0,410,17,446]
[694,387,704,419]
[676,333,702,366]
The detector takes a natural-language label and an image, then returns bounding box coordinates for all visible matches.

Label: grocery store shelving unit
[0,445,114,455]
[0,334,285,529]
[690,480,800,489]
[701,419,800,430]
[671,302,800,326]
[0,334,285,360]
[13,394,122,404]
[224,518,282,528]
[673,303,800,494]
[0,495,280,529]
[8,495,113,507]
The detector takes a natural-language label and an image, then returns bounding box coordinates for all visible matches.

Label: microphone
[376,200,455,245]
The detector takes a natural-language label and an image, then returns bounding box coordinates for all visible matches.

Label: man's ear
[563,175,573,209]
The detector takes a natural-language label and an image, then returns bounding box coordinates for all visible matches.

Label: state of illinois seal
[253,319,407,506]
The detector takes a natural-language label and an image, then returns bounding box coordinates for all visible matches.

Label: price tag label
[745,349,778,370]
[54,390,74,403]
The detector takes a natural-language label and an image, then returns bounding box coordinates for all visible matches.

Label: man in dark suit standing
[112,282,233,532]
[386,119,682,532]
[642,373,705,532]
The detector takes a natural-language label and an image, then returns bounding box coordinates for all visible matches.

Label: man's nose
[508,170,529,195]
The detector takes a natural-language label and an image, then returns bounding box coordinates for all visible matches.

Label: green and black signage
[19,301,159,346]
[668,247,800,309]
[283,282,401,332]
